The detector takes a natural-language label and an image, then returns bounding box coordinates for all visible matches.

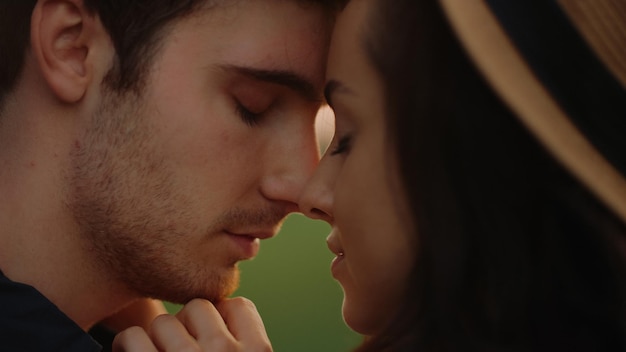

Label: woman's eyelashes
[331,134,352,155]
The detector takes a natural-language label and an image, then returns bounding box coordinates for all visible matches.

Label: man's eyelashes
[235,100,262,127]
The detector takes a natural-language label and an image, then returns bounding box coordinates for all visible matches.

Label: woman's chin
[341,299,378,336]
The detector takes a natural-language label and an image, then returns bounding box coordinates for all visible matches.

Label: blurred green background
[164,214,361,351]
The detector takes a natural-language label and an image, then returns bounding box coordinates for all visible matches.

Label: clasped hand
[113,298,272,352]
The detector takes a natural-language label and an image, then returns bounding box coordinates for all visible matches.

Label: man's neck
[0,99,137,332]
[0,172,137,330]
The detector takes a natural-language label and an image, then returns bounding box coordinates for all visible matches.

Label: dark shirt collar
[0,270,102,351]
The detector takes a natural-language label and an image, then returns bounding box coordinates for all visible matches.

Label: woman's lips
[326,230,345,279]
[330,252,345,279]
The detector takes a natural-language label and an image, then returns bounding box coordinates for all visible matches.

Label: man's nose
[298,154,334,223]
[259,129,320,214]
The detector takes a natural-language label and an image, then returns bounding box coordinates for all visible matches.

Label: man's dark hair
[0,1,38,107]
[0,0,346,110]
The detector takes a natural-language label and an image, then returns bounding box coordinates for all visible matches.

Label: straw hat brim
[439,0,626,221]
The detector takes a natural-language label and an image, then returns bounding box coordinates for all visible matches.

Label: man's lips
[225,230,275,259]
[228,233,259,259]
[227,229,275,240]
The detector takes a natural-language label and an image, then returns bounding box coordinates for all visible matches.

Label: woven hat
[439,0,626,221]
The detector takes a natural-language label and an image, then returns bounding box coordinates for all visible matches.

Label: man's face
[68,0,330,303]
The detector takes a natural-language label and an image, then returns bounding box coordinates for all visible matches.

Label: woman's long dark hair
[356,0,626,350]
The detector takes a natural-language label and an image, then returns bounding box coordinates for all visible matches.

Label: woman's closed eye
[331,134,352,155]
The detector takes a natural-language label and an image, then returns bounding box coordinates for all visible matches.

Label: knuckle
[179,345,202,352]
[167,337,202,352]
[250,343,273,352]
[112,326,150,352]
[228,296,257,311]
[152,313,176,325]
[185,298,215,311]
[176,344,202,352]
[205,337,238,352]
[149,313,178,333]
[112,326,139,344]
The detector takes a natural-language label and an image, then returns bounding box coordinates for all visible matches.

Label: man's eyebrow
[324,79,353,108]
[219,64,321,102]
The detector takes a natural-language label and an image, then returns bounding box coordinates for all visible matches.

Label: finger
[216,297,272,350]
[133,299,168,329]
[149,314,200,351]
[175,298,236,346]
[112,326,158,352]
[103,298,168,331]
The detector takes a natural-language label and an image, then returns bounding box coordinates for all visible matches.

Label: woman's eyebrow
[324,79,354,108]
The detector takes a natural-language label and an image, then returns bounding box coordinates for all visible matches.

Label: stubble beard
[65,88,239,304]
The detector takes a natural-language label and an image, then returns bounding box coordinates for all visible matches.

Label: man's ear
[31,0,110,103]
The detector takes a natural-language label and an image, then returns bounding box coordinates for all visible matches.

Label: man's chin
[151,267,241,305]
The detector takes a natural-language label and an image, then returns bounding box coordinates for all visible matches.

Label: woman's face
[299,0,414,336]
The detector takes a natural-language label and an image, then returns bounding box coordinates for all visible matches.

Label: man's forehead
[192,0,334,22]
[162,0,331,99]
